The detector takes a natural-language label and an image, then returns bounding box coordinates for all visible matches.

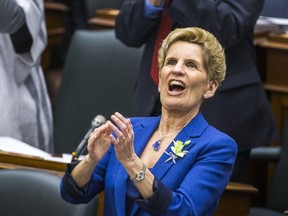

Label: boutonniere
[164,140,191,163]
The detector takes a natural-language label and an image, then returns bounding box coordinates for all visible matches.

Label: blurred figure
[0,0,53,152]
[115,0,278,182]
[47,0,91,70]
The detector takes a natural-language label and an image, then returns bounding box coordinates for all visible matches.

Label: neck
[159,111,197,134]
[158,128,180,140]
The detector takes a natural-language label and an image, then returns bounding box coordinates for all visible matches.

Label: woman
[60,27,237,216]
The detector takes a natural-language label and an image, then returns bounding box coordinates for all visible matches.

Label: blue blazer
[61,113,237,216]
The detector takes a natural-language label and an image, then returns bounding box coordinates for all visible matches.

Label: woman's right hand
[87,122,112,162]
[71,123,112,188]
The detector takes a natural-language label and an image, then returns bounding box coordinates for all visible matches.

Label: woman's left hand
[108,112,136,164]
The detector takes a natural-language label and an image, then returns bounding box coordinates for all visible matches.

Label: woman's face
[158,41,217,114]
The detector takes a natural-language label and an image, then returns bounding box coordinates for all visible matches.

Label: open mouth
[169,80,185,92]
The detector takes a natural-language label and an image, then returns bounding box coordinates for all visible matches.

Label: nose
[172,62,184,75]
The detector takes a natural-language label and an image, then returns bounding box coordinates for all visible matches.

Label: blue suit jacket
[61,113,237,215]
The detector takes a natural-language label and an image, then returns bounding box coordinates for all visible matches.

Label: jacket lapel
[134,116,161,155]
[152,112,208,180]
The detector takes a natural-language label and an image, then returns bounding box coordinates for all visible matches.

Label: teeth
[170,80,184,87]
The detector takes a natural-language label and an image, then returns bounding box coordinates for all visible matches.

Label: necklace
[152,129,180,152]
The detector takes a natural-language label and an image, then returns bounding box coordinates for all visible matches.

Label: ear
[203,80,219,99]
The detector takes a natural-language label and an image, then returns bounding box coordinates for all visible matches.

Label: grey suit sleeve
[0,0,25,33]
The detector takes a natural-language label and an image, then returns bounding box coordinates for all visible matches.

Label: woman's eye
[187,62,197,68]
[166,59,177,65]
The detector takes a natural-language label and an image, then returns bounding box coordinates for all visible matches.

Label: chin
[163,102,183,111]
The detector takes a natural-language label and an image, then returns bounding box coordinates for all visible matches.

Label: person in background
[46,0,91,71]
[60,27,237,216]
[0,0,53,152]
[115,0,278,183]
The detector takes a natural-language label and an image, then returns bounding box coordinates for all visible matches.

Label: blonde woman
[61,27,237,216]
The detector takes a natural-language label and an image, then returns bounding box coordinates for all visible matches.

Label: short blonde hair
[158,27,226,84]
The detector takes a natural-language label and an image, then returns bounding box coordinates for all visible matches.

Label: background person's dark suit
[115,0,278,182]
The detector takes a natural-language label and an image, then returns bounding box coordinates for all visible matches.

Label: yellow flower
[165,140,191,163]
[171,140,191,157]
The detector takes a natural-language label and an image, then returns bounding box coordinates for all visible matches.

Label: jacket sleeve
[115,0,159,47]
[115,0,264,49]
[12,0,47,84]
[0,0,25,33]
[60,149,112,204]
[168,0,264,48]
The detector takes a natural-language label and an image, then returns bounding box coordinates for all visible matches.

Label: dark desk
[42,2,69,73]
[88,8,118,29]
[0,151,66,176]
[88,17,116,29]
[45,2,69,31]
[215,183,258,216]
[255,32,288,134]
[252,31,288,207]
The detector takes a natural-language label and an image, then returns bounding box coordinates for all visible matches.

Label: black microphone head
[91,115,106,128]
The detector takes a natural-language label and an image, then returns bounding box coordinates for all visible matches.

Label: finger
[109,134,120,146]
[126,118,133,134]
[117,137,126,144]
[88,133,97,148]
[110,114,128,136]
[111,113,132,137]
[102,121,112,136]
[88,123,110,144]
[107,121,124,141]
[114,113,132,130]
[114,112,128,123]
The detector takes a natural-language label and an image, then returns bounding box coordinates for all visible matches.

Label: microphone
[71,115,106,162]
